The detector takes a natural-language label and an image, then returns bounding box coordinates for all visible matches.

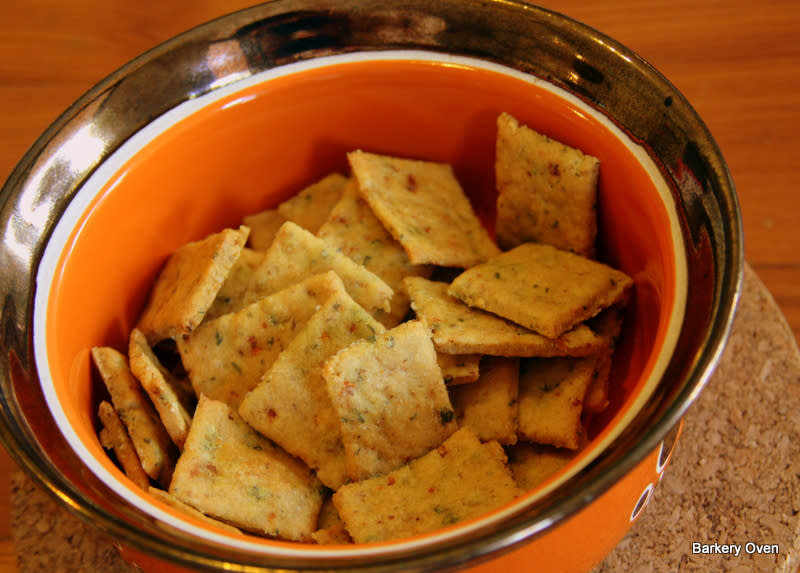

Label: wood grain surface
[1,1,798,571]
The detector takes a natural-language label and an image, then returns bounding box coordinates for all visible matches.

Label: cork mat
[10,263,800,573]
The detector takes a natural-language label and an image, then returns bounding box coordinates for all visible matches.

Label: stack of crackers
[93,112,633,545]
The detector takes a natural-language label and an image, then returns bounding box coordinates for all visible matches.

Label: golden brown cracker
[332,427,522,543]
[312,497,353,545]
[348,150,500,268]
[495,112,600,256]
[277,173,349,233]
[129,328,194,450]
[98,400,150,490]
[178,271,348,409]
[448,243,633,339]
[318,179,432,327]
[584,307,626,413]
[246,221,393,316]
[507,442,576,491]
[239,290,384,490]
[92,346,175,484]
[242,209,286,252]
[406,276,605,357]
[205,247,265,320]
[136,226,249,344]
[169,396,325,541]
[323,320,457,482]
[450,356,519,445]
[517,356,595,450]
[147,487,242,534]
[437,352,481,385]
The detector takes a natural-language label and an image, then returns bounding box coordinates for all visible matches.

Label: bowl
[0,1,742,571]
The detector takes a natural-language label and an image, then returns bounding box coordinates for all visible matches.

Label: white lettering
[745,542,780,554]
[690,542,743,556]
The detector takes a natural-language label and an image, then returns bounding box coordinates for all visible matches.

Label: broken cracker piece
[448,243,633,339]
[242,209,286,252]
[495,112,600,257]
[136,226,249,344]
[323,319,457,482]
[507,442,577,491]
[277,173,349,233]
[348,150,499,268]
[437,352,481,385]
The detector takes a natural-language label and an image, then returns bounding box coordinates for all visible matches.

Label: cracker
[437,352,481,385]
[450,356,519,445]
[406,276,605,357]
[277,173,349,233]
[205,247,265,320]
[129,328,194,450]
[312,496,352,545]
[136,226,249,344]
[318,179,433,327]
[495,112,600,256]
[507,442,577,490]
[584,307,626,413]
[177,271,348,409]
[97,400,150,491]
[323,320,457,481]
[239,290,385,490]
[348,150,500,268]
[246,221,393,316]
[169,396,325,541]
[242,209,286,252]
[448,243,633,339]
[517,356,595,449]
[332,427,522,543]
[92,346,175,485]
[147,487,242,534]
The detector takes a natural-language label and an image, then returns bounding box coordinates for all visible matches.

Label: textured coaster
[11,264,800,573]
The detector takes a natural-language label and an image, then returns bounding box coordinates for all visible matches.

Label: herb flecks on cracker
[448,243,633,339]
[495,112,600,257]
[239,290,385,490]
[332,427,522,543]
[136,226,248,345]
[169,396,325,542]
[406,276,605,357]
[323,319,457,482]
[348,150,500,268]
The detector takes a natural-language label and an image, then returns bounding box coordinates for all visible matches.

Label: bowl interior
[35,53,684,554]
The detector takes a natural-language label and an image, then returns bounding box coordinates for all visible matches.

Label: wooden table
[0,1,797,571]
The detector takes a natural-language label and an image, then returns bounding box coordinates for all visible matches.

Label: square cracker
[136,226,249,344]
[348,150,500,268]
[129,328,194,450]
[177,271,348,409]
[517,356,595,450]
[97,400,150,491]
[448,243,633,339]
[332,427,522,543]
[450,356,519,445]
[495,112,600,257]
[318,179,433,327]
[242,209,286,252]
[92,346,175,485]
[405,277,605,357]
[277,173,349,233]
[246,221,393,316]
[322,319,457,482]
[239,290,385,490]
[169,396,324,541]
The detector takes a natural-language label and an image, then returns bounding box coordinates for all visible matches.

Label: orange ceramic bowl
[0,2,741,572]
